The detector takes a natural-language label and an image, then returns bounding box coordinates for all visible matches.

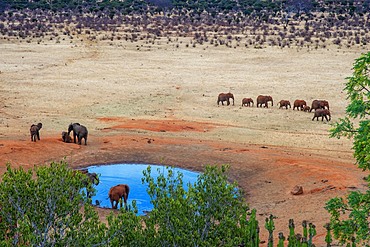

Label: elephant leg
[119,197,123,209]
[37,131,40,140]
[123,195,128,210]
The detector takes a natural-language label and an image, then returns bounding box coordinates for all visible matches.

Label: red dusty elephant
[303,105,311,112]
[293,99,307,111]
[108,184,130,210]
[310,100,330,112]
[256,95,273,108]
[217,92,234,106]
[241,98,254,107]
[278,100,291,109]
[312,109,331,121]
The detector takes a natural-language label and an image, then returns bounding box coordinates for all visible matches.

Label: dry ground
[0,38,369,245]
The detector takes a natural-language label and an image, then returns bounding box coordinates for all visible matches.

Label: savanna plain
[0,32,369,245]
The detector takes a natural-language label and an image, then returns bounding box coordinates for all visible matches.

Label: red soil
[0,118,366,246]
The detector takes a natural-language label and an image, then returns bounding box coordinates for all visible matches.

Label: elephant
[30,123,42,142]
[278,100,291,109]
[108,184,130,210]
[320,100,330,110]
[62,131,72,143]
[241,98,254,107]
[312,109,331,121]
[217,92,234,106]
[74,169,99,198]
[84,172,99,198]
[68,123,88,145]
[310,100,330,112]
[293,99,307,111]
[256,95,273,108]
[303,105,311,112]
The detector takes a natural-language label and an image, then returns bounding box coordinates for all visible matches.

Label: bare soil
[0,38,368,245]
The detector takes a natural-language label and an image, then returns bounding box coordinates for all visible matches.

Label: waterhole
[86,164,200,215]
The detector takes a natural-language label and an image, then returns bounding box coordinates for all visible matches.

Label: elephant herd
[29,122,130,209]
[29,122,89,144]
[218,93,331,121]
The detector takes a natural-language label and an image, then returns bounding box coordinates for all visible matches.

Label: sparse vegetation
[0,1,369,50]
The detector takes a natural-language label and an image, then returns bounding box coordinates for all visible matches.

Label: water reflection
[87,164,200,215]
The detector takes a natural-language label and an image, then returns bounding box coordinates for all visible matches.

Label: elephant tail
[125,184,130,196]
[108,187,114,199]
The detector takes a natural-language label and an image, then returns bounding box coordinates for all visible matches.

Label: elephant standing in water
[68,123,88,145]
[30,123,42,142]
[217,93,234,106]
[108,184,130,210]
[256,95,273,108]
[74,169,100,198]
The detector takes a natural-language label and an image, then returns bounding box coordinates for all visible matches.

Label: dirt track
[0,39,368,245]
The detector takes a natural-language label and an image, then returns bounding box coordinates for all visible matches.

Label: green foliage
[326,51,370,246]
[0,161,319,246]
[0,161,107,246]
[330,52,370,171]
[141,164,251,246]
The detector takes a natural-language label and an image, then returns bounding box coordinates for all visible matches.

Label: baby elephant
[30,123,42,142]
[312,109,331,121]
[303,105,311,112]
[62,131,72,143]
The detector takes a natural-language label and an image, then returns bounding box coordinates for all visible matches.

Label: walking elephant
[242,98,254,107]
[312,109,331,121]
[293,100,307,110]
[217,93,234,106]
[68,123,88,145]
[278,100,291,109]
[310,100,330,112]
[30,123,42,142]
[108,184,130,210]
[256,95,273,108]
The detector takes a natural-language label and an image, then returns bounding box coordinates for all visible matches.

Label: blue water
[86,164,200,215]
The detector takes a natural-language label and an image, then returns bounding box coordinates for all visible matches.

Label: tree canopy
[326,51,370,246]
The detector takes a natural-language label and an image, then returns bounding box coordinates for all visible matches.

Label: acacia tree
[326,51,370,245]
